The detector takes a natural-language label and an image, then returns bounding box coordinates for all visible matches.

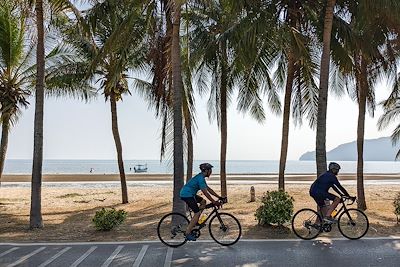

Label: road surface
[1,237,399,266]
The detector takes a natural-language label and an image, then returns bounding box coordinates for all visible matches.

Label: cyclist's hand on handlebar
[212,200,221,207]
[219,196,228,203]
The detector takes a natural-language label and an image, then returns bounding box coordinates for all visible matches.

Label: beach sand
[2,173,400,182]
[1,181,399,242]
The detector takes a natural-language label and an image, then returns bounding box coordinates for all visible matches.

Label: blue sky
[6,80,394,160]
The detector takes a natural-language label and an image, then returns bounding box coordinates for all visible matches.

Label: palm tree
[30,0,46,229]
[268,0,319,191]
[219,1,318,191]
[315,0,337,176]
[61,0,148,204]
[170,0,186,214]
[330,0,400,209]
[0,3,31,183]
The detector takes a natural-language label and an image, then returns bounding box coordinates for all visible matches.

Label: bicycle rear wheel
[209,212,241,246]
[338,208,369,240]
[291,208,322,240]
[157,212,189,247]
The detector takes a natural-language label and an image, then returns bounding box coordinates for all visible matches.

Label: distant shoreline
[2,173,400,182]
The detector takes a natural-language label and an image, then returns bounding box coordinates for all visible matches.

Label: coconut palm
[169,0,186,214]
[26,0,97,228]
[186,0,268,197]
[59,0,148,204]
[266,0,320,191]
[330,0,400,209]
[315,0,337,176]
[30,0,46,229]
[0,3,31,183]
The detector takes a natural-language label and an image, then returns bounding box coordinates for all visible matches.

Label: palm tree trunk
[0,115,11,186]
[186,118,193,183]
[357,57,367,210]
[110,93,128,204]
[30,0,45,229]
[220,43,228,198]
[316,0,336,177]
[171,1,185,215]
[278,51,295,191]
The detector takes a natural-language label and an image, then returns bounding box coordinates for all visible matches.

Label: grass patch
[57,193,83,199]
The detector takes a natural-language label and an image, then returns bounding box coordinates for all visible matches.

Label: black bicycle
[291,195,369,240]
[157,197,242,247]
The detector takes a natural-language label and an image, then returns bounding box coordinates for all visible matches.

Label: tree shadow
[0,201,172,242]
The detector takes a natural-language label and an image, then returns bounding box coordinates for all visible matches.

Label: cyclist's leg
[311,195,325,223]
[324,193,340,217]
[195,195,206,210]
[181,197,201,236]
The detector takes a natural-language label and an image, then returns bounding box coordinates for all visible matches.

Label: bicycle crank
[191,229,201,238]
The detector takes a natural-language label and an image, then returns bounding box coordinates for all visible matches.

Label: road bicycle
[291,195,369,240]
[157,197,242,247]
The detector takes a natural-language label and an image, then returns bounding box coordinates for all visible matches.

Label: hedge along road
[1,237,399,267]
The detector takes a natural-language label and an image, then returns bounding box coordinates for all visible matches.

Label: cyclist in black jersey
[310,162,355,222]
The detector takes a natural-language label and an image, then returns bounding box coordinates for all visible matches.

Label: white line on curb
[70,246,97,267]
[7,247,46,267]
[164,247,173,267]
[0,247,19,258]
[133,245,148,267]
[1,236,399,246]
[101,245,124,267]
[38,247,71,267]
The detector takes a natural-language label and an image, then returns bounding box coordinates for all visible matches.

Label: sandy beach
[2,173,400,182]
[1,178,399,242]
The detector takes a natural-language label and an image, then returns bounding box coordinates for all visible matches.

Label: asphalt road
[1,238,399,267]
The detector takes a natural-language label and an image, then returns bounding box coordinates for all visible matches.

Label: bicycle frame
[319,196,356,222]
[187,202,224,226]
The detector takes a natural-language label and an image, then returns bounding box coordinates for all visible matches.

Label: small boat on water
[134,164,148,173]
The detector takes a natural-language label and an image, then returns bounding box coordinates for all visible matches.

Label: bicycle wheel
[338,208,369,240]
[157,212,190,247]
[209,212,241,246]
[291,208,322,240]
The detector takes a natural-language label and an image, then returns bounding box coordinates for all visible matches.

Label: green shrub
[394,192,400,223]
[255,190,294,226]
[92,208,127,231]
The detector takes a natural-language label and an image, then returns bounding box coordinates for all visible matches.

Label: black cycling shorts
[181,195,204,213]
[310,191,337,207]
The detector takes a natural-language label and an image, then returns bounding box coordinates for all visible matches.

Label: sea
[3,159,400,174]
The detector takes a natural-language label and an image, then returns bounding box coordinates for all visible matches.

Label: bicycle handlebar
[341,195,356,205]
[204,197,228,209]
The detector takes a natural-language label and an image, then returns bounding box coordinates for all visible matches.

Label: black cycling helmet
[328,162,341,171]
[199,163,214,172]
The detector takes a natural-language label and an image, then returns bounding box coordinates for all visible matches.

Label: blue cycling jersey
[180,173,207,198]
[310,171,349,196]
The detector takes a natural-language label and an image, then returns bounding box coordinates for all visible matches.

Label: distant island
[299,137,400,161]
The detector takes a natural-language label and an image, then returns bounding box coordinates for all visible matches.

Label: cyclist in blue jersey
[310,162,356,223]
[180,163,222,241]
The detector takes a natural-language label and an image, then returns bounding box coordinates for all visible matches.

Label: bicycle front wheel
[291,208,322,240]
[338,208,369,240]
[209,212,241,246]
[157,212,190,247]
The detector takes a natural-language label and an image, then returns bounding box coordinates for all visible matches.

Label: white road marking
[0,247,19,258]
[38,247,71,267]
[7,247,46,267]
[69,246,97,267]
[101,245,124,267]
[164,247,173,267]
[1,236,399,246]
[132,245,149,267]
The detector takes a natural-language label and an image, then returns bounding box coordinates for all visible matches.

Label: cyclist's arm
[332,177,350,196]
[206,186,220,198]
[201,188,217,203]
